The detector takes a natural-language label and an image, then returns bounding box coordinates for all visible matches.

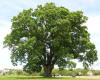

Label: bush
[93,70,100,75]
[6,69,16,75]
[52,68,89,76]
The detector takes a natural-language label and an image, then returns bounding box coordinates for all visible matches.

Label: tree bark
[43,64,54,77]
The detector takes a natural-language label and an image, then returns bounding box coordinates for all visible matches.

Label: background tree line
[0,68,100,76]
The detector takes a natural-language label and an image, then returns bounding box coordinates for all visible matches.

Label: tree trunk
[43,64,54,77]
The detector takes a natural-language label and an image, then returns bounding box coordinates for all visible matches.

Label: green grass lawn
[0,76,100,80]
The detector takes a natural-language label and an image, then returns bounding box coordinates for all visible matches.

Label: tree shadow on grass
[15,76,67,79]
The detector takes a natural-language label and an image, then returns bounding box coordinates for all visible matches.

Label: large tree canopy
[4,3,98,77]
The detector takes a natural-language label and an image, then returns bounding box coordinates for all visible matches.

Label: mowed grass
[0,76,99,80]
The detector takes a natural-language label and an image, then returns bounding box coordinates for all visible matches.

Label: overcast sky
[0,0,100,70]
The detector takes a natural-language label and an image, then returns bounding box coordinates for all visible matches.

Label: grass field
[0,76,100,80]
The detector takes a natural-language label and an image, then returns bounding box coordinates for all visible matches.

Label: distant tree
[6,69,15,75]
[16,69,24,75]
[4,3,98,77]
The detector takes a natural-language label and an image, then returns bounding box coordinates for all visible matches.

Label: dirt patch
[77,76,100,79]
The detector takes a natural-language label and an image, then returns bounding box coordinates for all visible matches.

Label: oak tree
[4,3,98,77]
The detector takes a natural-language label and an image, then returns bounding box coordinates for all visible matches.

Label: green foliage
[4,69,28,76]
[4,2,98,76]
[52,68,88,76]
[92,70,100,75]
[15,69,25,75]
[6,69,16,75]
[0,70,2,74]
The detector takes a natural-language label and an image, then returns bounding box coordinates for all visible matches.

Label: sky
[0,0,100,70]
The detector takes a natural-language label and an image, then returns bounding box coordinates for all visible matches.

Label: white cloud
[85,15,100,70]
[87,16,100,33]
[0,20,19,69]
[1,1,23,11]
[86,16,100,47]
[0,20,11,41]
[81,0,96,3]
